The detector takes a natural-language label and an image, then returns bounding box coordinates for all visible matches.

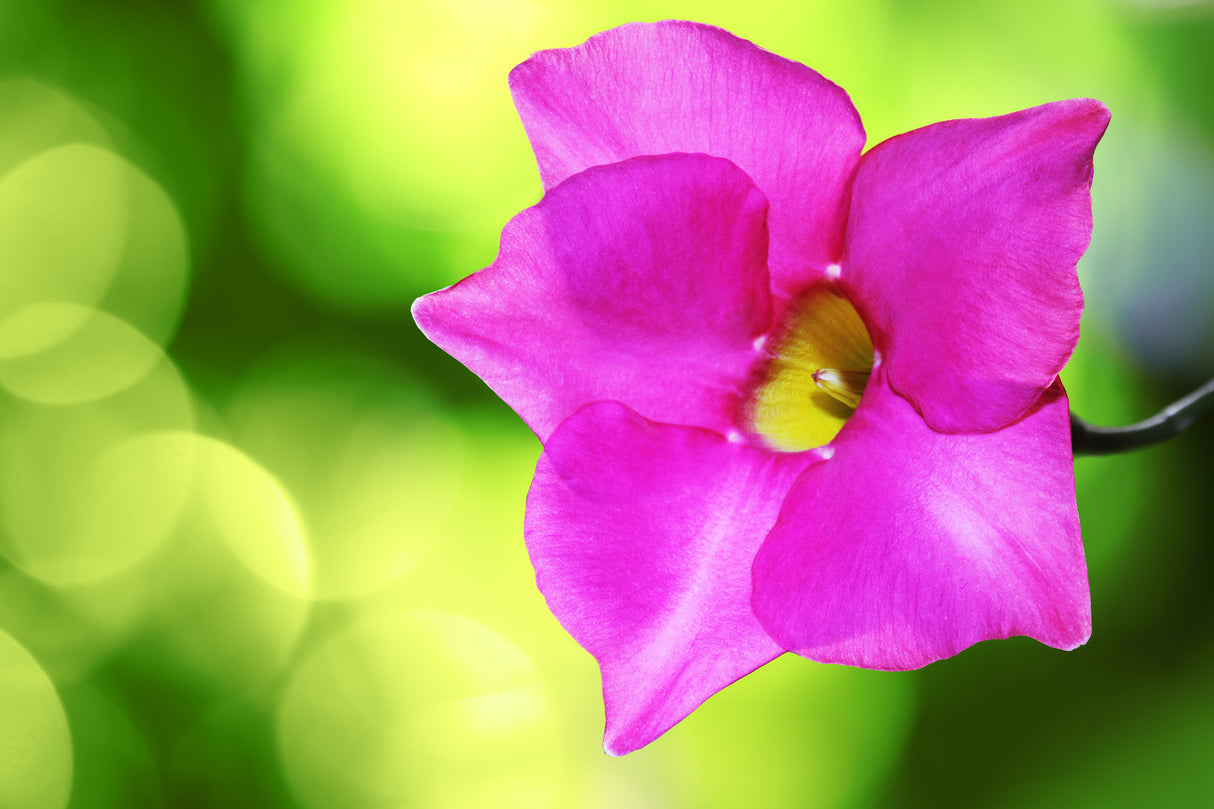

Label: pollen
[746,285,874,452]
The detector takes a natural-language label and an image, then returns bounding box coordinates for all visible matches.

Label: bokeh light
[227,347,462,601]
[60,685,162,809]
[0,358,194,586]
[197,434,310,598]
[0,79,112,177]
[0,145,129,322]
[0,305,167,404]
[278,610,561,809]
[0,630,72,809]
[123,473,312,695]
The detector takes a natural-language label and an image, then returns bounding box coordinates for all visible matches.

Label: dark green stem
[1071,376,1214,456]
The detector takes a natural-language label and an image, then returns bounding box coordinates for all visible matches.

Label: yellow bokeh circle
[277,609,561,809]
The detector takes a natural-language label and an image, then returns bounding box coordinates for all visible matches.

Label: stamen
[812,368,870,409]
[746,285,873,452]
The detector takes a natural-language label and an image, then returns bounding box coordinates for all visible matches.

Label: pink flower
[413,21,1108,755]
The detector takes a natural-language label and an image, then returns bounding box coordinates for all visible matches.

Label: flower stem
[1071,376,1214,456]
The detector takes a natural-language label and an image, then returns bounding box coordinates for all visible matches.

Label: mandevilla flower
[414,21,1109,755]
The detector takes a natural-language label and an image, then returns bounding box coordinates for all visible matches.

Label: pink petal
[413,153,772,440]
[751,377,1089,671]
[841,99,1110,433]
[510,20,864,302]
[526,401,819,754]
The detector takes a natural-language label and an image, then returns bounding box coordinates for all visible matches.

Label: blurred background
[0,0,1212,807]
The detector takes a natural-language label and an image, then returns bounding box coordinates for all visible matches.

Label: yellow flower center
[746,285,874,452]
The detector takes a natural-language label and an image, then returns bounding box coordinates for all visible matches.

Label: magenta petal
[842,99,1110,433]
[510,20,864,299]
[751,379,1089,671]
[413,153,772,440]
[526,401,819,754]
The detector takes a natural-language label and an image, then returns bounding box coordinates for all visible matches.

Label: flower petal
[841,99,1109,433]
[413,153,772,440]
[751,378,1089,671]
[510,20,864,300]
[526,401,819,754]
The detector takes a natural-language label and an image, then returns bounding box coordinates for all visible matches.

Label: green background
[1,0,1212,807]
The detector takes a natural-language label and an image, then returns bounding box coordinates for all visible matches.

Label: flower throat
[747,285,874,452]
